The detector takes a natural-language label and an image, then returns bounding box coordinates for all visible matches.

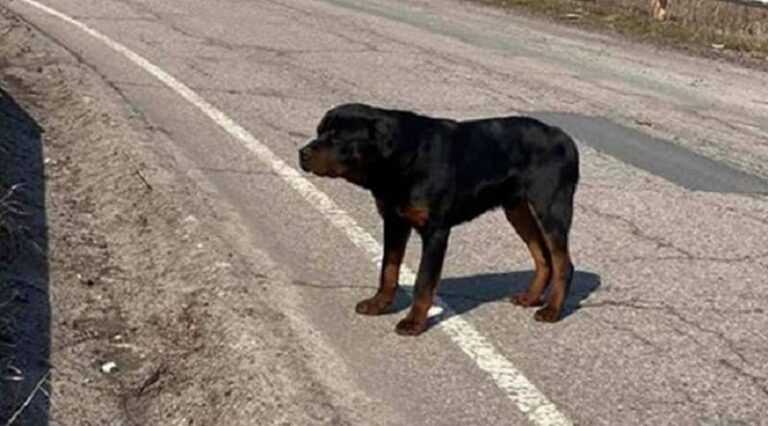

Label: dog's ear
[372,116,397,157]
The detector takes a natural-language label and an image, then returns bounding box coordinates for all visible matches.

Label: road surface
[8,0,768,424]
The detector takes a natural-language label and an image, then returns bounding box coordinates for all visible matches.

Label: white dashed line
[17,1,572,424]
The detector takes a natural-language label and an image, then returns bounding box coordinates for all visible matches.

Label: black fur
[300,103,579,335]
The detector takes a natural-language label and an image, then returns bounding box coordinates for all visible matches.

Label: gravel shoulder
[0,6,378,425]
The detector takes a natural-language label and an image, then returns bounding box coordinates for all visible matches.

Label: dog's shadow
[390,270,601,329]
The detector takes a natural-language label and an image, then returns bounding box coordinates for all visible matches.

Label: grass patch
[470,0,768,64]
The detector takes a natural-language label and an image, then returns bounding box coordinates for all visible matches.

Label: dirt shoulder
[0,6,378,425]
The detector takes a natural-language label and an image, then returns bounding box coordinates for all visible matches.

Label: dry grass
[472,0,768,63]
[614,0,768,52]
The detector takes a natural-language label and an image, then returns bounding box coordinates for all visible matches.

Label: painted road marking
[17,1,572,424]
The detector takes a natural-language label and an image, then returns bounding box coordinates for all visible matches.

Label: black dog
[299,104,579,336]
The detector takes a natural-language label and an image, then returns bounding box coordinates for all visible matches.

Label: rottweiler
[299,103,579,336]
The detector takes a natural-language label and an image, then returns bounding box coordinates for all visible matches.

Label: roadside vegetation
[471,0,768,66]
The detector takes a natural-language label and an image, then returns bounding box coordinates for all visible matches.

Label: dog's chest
[397,205,430,228]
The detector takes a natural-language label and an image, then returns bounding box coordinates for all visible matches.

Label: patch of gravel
[1,6,378,425]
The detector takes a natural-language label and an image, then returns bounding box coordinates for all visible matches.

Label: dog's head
[299,104,397,186]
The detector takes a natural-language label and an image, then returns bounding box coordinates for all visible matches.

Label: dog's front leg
[395,228,450,336]
[356,214,412,315]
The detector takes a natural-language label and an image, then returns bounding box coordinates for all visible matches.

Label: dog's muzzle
[299,145,313,172]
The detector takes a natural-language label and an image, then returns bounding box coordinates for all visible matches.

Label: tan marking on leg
[505,203,551,307]
[535,235,571,323]
[356,220,410,316]
[395,287,433,336]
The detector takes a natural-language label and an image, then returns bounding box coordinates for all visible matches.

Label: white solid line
[17,1,572,424]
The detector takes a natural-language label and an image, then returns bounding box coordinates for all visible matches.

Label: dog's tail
[542,125,579,187]
[523,125,579,239]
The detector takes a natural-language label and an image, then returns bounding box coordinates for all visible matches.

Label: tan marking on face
[307,148,346,177]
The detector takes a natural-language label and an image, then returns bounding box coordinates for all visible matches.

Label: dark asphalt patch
[531,112,768,194]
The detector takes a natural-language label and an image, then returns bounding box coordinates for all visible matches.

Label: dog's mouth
[301,159,346,178]
[299,146,343,177]
[307,164,365,186]
[311,167,342,177]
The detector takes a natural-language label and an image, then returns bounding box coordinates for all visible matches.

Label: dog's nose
[300,147,311,160]
[299,147,312,170]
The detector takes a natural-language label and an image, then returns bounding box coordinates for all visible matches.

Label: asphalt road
[9,0,768,424]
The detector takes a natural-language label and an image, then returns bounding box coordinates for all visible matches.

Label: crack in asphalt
[719,205,768,227]
[578,203,768,263]
[581,299,764,316]
[578,203,694,257]
[70,15,155,23]
[261,0,389,53]
[600,315,661,352]
[601,252,768,264]
[588,79,676,108]
[719,359,768,398]
[659,302,756,365]
[687,109,768,145]
[111,0,541,115]
[275,1,543,109]
[109,79,316,102]
[114,0,383,56]
[581,297,767,394]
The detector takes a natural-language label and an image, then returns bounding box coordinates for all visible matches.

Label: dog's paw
[355,297,391,316]
[395,318,427,336]
[510,293,544,307]
[533,305,561,322]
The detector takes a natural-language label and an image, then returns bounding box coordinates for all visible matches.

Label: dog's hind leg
[504,202,551,307]
[526,180,576,322]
